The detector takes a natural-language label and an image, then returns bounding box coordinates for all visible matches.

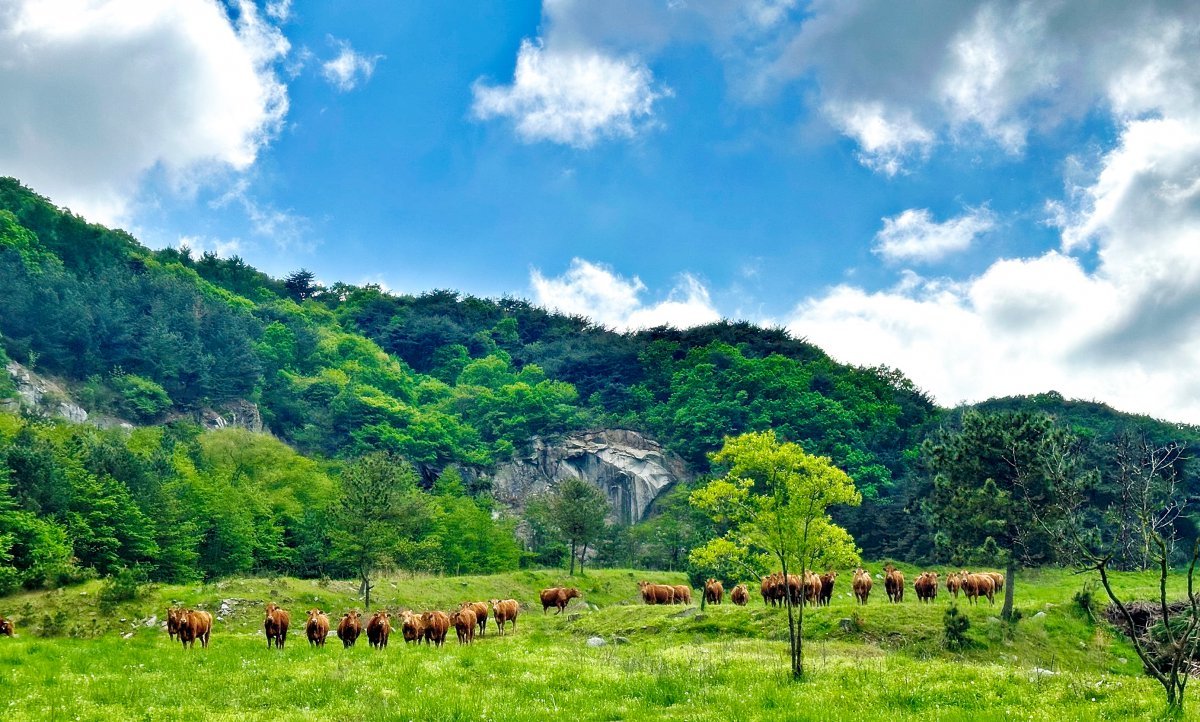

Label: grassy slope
[0,566,1194,721]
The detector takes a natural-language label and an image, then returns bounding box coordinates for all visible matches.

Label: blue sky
[4,1,1200,422]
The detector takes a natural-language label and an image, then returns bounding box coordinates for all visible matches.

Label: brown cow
[490,599,519,635]
[730,584,749,606]
[946,572,962,599]
[637,581,675,605]
[306,609,330,647]
[818,571,837,607]
[399,610,424,644]
[540,587,582,614]
[337,610,362,648]
[960,570,996,605]
[802,571,822,606]
[884,565,905,603]
[461,601,488,636]
[761,573,780,606]
[0,616,13,637]
[166,607,183,641]
[914,572,939,603]
[264,603,290,649]
[987,572,1005,593]
[784,573,803,605]
[704,579,724,604]
[672,585,693,605]
[852,567,872,605]
[450,608,477,644]
[366,611,391,649]
[422,610,450,647]
[177,609,212,649]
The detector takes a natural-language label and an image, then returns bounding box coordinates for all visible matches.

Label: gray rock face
[5,361,89,423]
[489,429,689,524]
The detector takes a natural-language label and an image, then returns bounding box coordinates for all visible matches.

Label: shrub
[1074,580,1097,621]
[111,373,172,422]
[98,567,148,612]
[943,604,971,650]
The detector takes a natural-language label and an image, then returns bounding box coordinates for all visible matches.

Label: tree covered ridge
[2,176,1199,586]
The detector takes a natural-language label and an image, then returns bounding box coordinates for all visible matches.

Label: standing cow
[178,609,212,649]
[422,611,450,647]
[337,610,362,648]
[730,584,749,606]
[264,603,290,649]
[818,571,837,607]
[704,579,724,604]
[853,568,873,605]
[306,609,330,647]
[366,611,391,649]
[450,608,477,644]
[884,565,905,603]
[490,599,520,635]
[914,572,939,603]
[400,611,424,644]
[460,602,488,637]
[0,616,14,637]
[541,587,582,614]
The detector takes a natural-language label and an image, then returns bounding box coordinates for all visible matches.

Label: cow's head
[0,617,14,636]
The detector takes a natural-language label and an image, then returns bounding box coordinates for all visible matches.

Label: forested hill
[1,176,1197,582]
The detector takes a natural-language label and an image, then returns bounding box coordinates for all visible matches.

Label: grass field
[0,565,1195,721]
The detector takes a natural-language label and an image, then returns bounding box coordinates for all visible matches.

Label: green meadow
[0,566,1193,721]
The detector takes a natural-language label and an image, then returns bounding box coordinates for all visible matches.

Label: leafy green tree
[924,411,1069,619]
[110,373,172,423]
[548,478,609,575]
[689,430,861,679]
[284,269,320,301]
[328,453,420,609]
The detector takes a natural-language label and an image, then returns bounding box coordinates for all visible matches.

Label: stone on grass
[586,636,606,647]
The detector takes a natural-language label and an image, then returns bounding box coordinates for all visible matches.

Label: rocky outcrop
[489,429,690,524]
[193,400,264,433]
[2,361,90,423]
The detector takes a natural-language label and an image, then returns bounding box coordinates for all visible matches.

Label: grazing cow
[399,610,424,644]
[637,581,676,605]
[490,599,520,635]
[884,565,905,603]
[731,584,749,606]
[818,571,837,607]
[541,587,583,614]
[460,601,488,637]
[366,611,391,649]
[422,611,450,647]
[852,567,873,605]
[704,579,724,605]
[337,610,362,648]
[802,571,822,606]
[177,609,212,649]
[946,572,962,599]
[306,609,330,647]
[450,608,477,645]
[264,603,290,649]
[960,571,996,605]
[166,607,183,641]
[0,616,13,637]
[672,585,693,605]
[914,572,939,603]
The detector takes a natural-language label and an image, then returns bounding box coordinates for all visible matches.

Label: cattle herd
[641,566,1005,609]
[0,569,1007,650]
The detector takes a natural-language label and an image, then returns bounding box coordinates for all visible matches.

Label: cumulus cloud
[321,37,383,92]
[530,258,720,331]
[472,39,665,147]
[873,207,994,263]
[0,0,290,224]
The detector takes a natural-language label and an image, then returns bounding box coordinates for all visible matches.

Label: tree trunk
[1001,556,1016,620]
[780,556,801,679]
[570,541,577,576]
[579,542,589,574]
[362,573,372,611]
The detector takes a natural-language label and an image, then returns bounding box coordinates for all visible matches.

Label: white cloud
[530,258,720,331]
[0,0,290,225]
[873,207,994,263]
[212,179,310,251]
[177,235,243,259]
[824,102,934,175]
[321,38,383,92]
[473,39,665,147]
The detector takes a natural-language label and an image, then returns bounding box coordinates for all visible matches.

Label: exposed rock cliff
[2,361,91,423]
[489,429,689,524]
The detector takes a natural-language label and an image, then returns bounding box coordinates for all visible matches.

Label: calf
[0,616,13,637]
[166,607,182,642]
[852,567,873,605]
[884,565,905,603]
[818,571,837,607]
[366,611,391,649]
[490,599,520,635]
[704,579,724,605]
[422,611,450,647]
[946,572,962,599]
[672,585,693,605]
[450,608,477,644]
[264,603,290,650]
[337,610,362,648]
[306,609,330,647]
[730,584,749,606]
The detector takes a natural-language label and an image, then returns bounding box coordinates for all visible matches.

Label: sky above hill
[3,1,1200,422]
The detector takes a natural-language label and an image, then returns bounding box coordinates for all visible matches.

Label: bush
[98,567,148,612]
[111,373,172,422]
[943,604,971,650]
[1074,580,1098,621]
